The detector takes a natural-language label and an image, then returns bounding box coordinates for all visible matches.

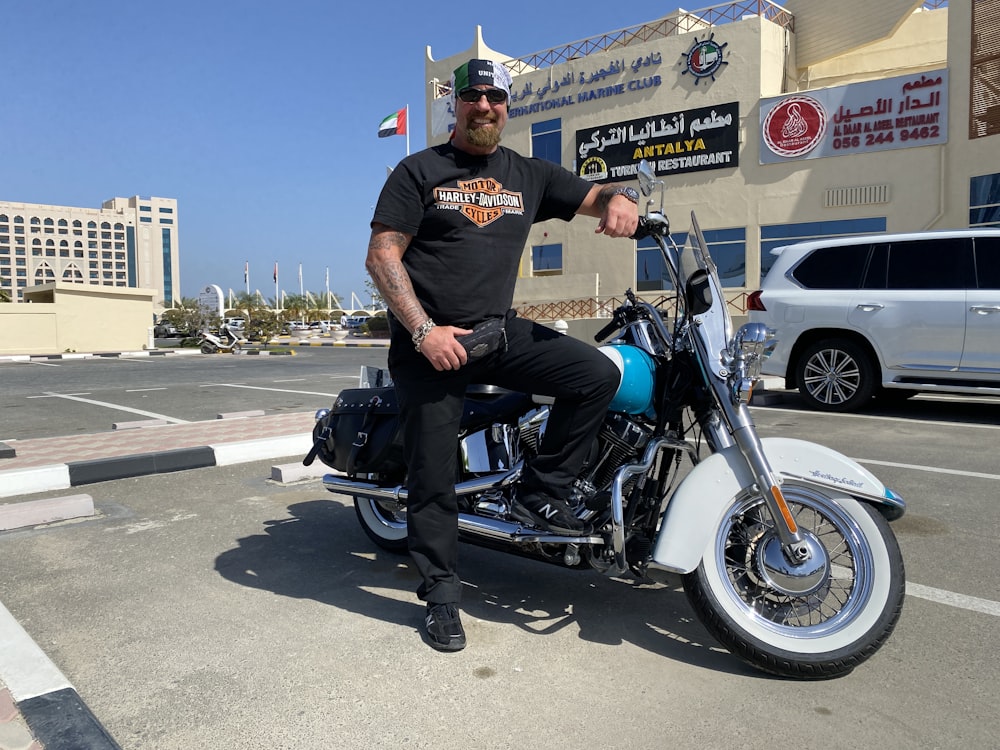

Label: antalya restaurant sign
[759,68,948,163]
[575,102,740,182]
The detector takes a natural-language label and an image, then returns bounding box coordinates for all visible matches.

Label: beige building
[0,195,179,311]
[0,282,156,356]
[422,0,998,317]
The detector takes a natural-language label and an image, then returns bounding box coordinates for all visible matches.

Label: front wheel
[683,485,905,679]
[354,496,408,553]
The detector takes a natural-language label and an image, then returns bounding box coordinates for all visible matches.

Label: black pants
[388,315,620,604]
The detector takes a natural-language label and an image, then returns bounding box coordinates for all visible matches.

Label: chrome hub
[756,531,829,596]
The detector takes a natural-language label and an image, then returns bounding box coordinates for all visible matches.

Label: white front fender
[651,437,894,574]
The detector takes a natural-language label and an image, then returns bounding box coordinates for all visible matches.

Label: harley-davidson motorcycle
[307,161,905,678]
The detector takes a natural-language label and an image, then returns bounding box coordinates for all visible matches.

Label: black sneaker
[424,603,466,652]
[512,491,591,536]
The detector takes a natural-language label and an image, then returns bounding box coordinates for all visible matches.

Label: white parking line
[752,404,1000,431]
[125,388,167,393]
[907,582,1000,617]
[36,392,189,424]
[202,383,337,398]
[857,458,1000,482]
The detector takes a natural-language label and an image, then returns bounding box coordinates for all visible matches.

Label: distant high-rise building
[0,195,179,310]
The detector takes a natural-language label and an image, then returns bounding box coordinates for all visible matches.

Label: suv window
[974,236,1000,288]
[790,244,871,289]
[862,238,973,290]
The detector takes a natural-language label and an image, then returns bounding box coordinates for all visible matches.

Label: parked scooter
[200,323,243,354]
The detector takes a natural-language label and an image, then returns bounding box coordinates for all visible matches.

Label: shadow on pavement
[214,498,754,677]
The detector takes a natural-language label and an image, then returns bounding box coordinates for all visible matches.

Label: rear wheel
[795,338,875,412]
[200,342,217,354]
[683,485,905,679]
[354,497,408,553]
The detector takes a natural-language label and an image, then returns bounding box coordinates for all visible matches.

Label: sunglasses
[457,87,508,104]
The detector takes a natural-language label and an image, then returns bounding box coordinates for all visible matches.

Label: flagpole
[245,261,250,296]
[406,103,410,156]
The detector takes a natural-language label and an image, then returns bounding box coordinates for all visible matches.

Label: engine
[586,412,653,493]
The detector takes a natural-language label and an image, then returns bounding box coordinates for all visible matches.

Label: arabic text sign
[575,102,740,183]
[759,69,948,164]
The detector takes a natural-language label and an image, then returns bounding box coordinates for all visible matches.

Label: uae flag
[378,108,406,138]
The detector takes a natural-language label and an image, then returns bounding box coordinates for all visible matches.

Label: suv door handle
[970,305,1000,314]
[855,303,885,312]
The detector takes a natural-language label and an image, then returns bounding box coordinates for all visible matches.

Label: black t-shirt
[371,142,592,326]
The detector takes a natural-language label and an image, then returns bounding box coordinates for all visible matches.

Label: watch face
[615,187,639,203]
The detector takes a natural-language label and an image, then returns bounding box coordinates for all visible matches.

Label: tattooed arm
[576,183,639,238]
[365,222,471,370]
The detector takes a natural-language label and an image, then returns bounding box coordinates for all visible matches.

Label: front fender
[650,437,902,574]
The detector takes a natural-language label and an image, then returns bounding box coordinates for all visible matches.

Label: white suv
[748,229,1000,411]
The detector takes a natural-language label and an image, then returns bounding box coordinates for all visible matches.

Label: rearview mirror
[637,160,656,197]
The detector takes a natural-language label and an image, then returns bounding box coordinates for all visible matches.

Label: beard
[462,117,503,148]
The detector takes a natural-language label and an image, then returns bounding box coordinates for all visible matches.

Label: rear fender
[651,437,901,573]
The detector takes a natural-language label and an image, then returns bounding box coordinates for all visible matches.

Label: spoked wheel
[354,497,408,553]
[683,484,905,679]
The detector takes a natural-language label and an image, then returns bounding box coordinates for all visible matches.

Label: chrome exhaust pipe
[322,468,520,503]
[324,470,601,545]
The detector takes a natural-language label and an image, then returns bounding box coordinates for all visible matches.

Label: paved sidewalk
[0,411,329,749]
[0,681,42,750]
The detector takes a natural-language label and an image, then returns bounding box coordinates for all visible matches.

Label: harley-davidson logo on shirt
[433,178,525,227]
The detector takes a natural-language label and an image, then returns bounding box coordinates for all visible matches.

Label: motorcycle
[305,160,906,678]
[200,323,243,354]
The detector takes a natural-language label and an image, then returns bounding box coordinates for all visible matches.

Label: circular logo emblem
[579,156,609,182]
[681,34,729,84]
[762,96,828,157]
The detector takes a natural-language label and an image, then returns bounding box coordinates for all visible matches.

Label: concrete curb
[0,340,389,362]
[1,602,121,750]
[0,435,313,501]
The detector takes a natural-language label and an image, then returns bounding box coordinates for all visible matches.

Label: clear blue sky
[5,1,678,308]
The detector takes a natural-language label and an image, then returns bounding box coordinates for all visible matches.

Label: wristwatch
[611,186,639,204]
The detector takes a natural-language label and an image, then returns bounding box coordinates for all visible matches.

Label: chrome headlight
[729,323,777,404]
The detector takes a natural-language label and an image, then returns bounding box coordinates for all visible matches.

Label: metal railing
[503,1,794,75]
[516,289,753,322]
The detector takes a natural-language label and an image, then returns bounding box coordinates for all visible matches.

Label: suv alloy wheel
[795,338,876,412]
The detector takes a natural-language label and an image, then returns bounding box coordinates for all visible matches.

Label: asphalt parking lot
[1,351,998,749]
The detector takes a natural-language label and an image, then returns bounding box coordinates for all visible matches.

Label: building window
[162,228,173,305]
[34,263,56,282]
[140,217,152,223]
[759,217,887,279]
[970,173,1000,226]
[140,205,152,212]
[158,207,174,214]
[639,227,748,291]
[531,243,563,276]
[637,237,672,292]
[531,119,562,165]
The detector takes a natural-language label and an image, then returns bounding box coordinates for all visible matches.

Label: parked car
[308,320,338,332]
[154,322,178,338]
[748,228,1000,412]
[343,315,371,334]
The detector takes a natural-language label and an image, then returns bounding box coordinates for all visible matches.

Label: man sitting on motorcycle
[365,58,639,652]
